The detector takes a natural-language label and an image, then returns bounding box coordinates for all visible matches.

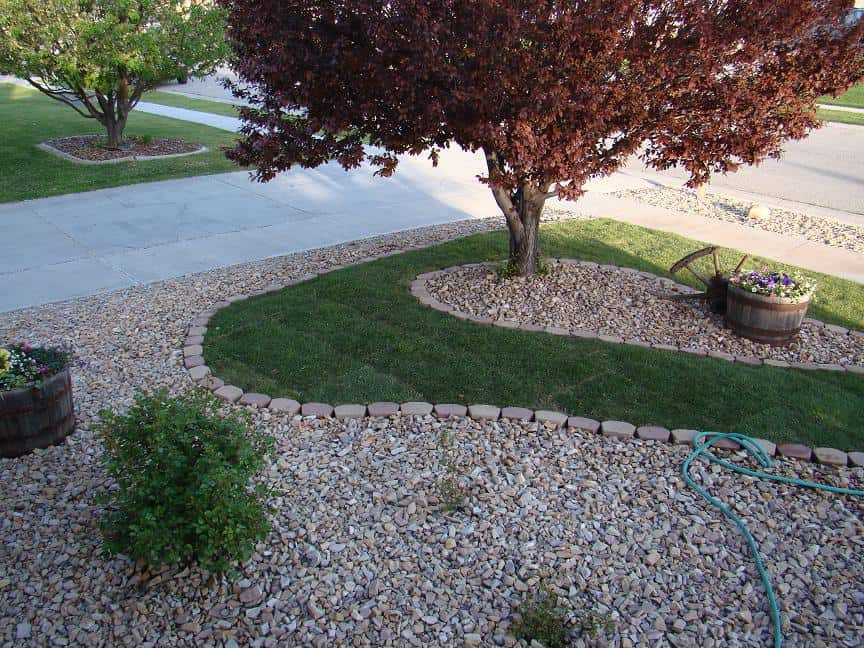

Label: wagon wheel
[665,246,749,314]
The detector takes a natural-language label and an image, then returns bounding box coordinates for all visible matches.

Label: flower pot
[0,368,75,458]
[724,284,811,347]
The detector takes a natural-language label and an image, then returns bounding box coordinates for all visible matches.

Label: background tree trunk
[103,112,128,149]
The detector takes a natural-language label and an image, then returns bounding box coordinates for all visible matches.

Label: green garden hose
[682,432,864,648]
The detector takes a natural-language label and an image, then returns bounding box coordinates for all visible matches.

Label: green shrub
[98,389,272,574]
[512,585,570,648]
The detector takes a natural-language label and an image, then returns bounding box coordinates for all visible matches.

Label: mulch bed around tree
[43,134,204,162]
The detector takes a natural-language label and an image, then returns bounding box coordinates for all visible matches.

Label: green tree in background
[0,0,228,147]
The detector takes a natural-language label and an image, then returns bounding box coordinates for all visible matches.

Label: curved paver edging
[180,257,864,469]
[37,141,209,165]
[412,259,864,374]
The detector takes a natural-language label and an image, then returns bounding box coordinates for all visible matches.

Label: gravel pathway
[1,220,863,647]
[425,262,864,367]
[615,187,864,255]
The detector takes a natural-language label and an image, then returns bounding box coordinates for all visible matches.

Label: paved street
[624,122,864,216]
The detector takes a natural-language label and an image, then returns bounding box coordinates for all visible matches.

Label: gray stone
[735,356,764,366]
[763,359,791,368]
[188,365,211,381]
[240,393,271,408]
[334,404,367,419]
[434,403,467,418]
[188,326,207,337]
[468,404,501,420]
[184,355,205,369]
[368,402,400,417]
[601,420,636,439]
[597,334,623,344]
[813,447,848,466]
[707,350,735,362]
[777,443,813,461]
[848,451,864,467]
[500,407,533,421]
[400,402,434,416]
[183,344,204,358]
[636,426,671,442]
[16,623,31,640]
[567,416,600,433]
[268,398,300,415]
[751,438,777,457]
[824,324,849,335]
[214,385,243,403]
[534,410,568,428]
[681,347,708,356]
[671,429,698,445]
[185,335,204,346]
[544,326,570,336]
[302,402,334,418]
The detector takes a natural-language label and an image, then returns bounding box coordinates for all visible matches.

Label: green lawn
[143,90,241,118]
[0,83,241,203]
[820,83,864,109]
[204,219,864,450]
[817,107,864,127]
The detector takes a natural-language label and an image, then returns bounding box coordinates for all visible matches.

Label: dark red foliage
[223,0,863,273]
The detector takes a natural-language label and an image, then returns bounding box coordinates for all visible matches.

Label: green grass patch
[143,90,241,118]
[0,83,241,203]
[820,83,864,109]
[817,107,864,127]
[205,219,864,450]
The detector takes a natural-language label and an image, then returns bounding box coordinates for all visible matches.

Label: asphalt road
[624,121,864,215]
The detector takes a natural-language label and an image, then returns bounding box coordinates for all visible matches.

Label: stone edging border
[179,257,864,469]
[411,259,864,374]
[37,141,209,165]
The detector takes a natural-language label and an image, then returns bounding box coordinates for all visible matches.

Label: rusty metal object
[665,246,748,314]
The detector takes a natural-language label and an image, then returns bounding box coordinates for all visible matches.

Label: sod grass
[205,218,864,450]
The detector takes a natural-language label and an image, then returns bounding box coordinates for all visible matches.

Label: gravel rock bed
[424,262,864,367]
[614,187,864,255]
[42,134,205,162]
[2,415,863,647]
[1,219,862,647]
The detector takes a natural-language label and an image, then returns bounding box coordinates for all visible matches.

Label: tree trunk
[508,192,544,275]
[483,148,549,277]
[104,115,127,149]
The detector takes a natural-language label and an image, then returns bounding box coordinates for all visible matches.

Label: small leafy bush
[513,581,616,647]
[98,389,272,574]
[512,584,570,648]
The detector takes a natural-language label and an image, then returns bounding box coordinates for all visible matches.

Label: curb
[180,260,864,469]
[37,141,209,165]
[412,259,864,374]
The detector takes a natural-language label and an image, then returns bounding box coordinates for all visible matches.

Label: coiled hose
[682,432,864,648]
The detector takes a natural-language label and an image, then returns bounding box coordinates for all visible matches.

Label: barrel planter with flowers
[725,269,815,346]
[0,343,74,458]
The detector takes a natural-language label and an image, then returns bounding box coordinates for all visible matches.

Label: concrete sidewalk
[2,96,863,312]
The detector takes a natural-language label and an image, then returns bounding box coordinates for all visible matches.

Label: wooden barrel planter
[0,368,75,458]
[725,285,812,346]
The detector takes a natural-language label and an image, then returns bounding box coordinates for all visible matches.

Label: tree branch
[25,79,96,120]
[484,148,524,238]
